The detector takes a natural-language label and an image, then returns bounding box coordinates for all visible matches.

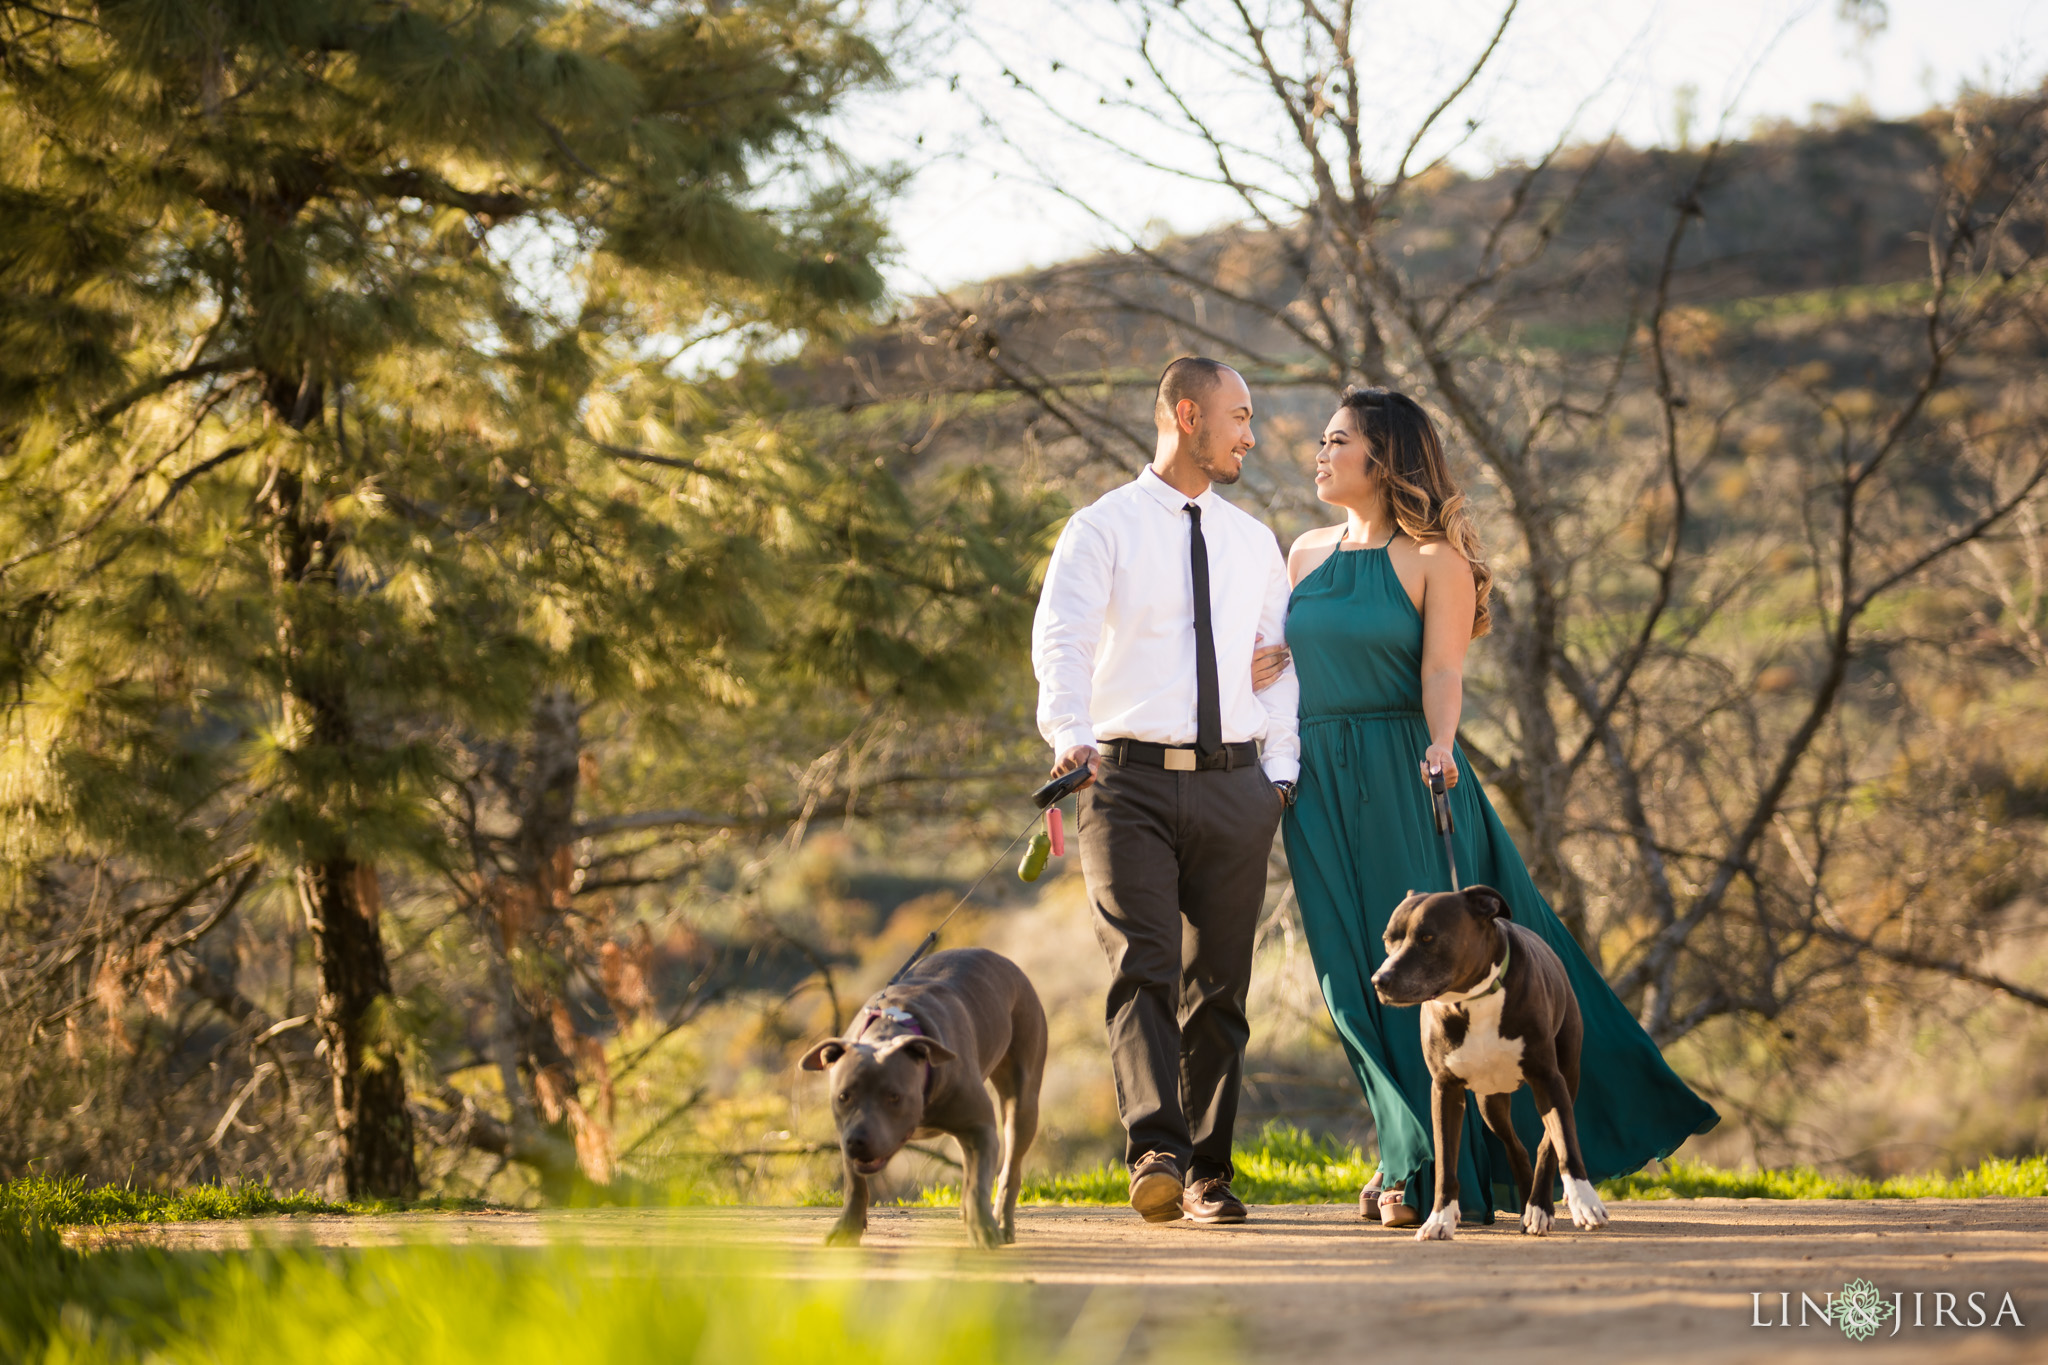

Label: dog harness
[1435,935,1511,1005]
[849,999,937,1101]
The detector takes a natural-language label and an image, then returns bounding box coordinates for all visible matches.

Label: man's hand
[1053,744,1101,791]
[1251,633,1290,693]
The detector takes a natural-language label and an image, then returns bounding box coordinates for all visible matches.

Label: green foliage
[0,0,909,884]
[0,0,1054,877]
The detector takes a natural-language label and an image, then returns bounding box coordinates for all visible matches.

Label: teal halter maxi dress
[1281,545,1718,1221]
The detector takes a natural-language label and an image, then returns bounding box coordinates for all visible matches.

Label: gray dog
[1371,885,1611,1241]
[799,947,1048,1248]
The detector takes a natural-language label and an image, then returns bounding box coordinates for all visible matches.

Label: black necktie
[1186,502,1222,757]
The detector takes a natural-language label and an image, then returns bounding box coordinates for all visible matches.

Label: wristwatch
[1272,780,1298,808]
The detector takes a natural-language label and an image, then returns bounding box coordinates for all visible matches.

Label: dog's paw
[966,1218,1005,1250]
[1520,1203,1554,1236]
[1413,1207,1459,1242]
[1564,1178,1610,1230]
[823,1222,866,1248]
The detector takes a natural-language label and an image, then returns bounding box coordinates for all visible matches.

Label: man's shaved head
[1154,356,1236,428]
[1150,355,1254,488]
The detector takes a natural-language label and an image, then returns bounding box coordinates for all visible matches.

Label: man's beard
[1192,427,1243,485]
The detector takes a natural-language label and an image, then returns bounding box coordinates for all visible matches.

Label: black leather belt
[1105,738,1261,772]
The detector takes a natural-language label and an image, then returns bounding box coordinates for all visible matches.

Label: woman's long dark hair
[1339,387,1493,638]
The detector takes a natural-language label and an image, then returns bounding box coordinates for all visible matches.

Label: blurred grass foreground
[0,1211,1188,1365]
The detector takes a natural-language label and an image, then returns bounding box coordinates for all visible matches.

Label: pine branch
[87,359,244,426]
[369,170,530,222]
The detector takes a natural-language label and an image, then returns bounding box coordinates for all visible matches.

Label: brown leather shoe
[1181,1175,1248,1225]
[1128,1151,1185,1223]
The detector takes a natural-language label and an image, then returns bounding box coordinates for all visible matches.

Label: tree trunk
[517,688,584,881]
[473,685,614,1199]
[300,858,420,1198]
[267,453,419,1198]
[1494,540,1596,960]
[512,688,611,1194]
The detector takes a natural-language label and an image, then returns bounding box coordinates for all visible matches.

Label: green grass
[910,1124,2048,1208]
[1604,1155,2048,1201]
[16,1128,2048,1233]
[0,1173,491,1227]
[909,1123,1376,1208]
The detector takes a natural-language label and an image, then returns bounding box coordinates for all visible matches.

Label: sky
[829,0,2048,296]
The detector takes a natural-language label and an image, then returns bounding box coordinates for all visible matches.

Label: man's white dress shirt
[1032,467,1300,782]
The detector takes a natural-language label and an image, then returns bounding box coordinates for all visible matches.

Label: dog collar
[853,1003,922,1038]
[1437,935,1511,1004]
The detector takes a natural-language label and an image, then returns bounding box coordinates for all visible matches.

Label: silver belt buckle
[1164,748,1198,772]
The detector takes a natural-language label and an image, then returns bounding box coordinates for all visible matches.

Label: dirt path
[78,1200,2048,1363]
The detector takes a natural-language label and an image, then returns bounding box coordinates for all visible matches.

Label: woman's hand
[1419,743,1459,790]
[1251,634,1291,693]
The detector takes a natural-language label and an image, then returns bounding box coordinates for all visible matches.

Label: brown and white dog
[1371,886,1611,1241]
[799,947,1047,1249]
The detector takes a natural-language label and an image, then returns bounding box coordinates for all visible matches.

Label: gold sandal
[1377,1188,1421,1229]
[1358,1173,1384,1220]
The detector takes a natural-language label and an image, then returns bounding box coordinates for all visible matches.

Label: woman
[1255,388,1716,1227]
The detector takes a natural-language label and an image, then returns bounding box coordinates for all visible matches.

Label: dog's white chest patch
[1440,993,1525,1095]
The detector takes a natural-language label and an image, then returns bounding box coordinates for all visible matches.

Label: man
[1031,356,1299,1226]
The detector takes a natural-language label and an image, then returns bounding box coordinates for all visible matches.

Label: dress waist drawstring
[1300,710,1426,787]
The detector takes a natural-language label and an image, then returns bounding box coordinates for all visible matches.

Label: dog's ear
[1464,885,1512,921]
[889,1036,958,1068]
[799,1039,849,1072]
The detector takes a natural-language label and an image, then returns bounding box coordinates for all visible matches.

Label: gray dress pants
[1076,750,1282,1182]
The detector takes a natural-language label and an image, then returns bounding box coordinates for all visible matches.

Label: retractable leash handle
[1429,764,1462,892]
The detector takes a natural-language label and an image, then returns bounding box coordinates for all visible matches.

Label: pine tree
[0,0,897,1196]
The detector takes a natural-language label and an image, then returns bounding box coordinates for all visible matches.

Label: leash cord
[884,807,1050,985]
[1429,765,1461,892]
